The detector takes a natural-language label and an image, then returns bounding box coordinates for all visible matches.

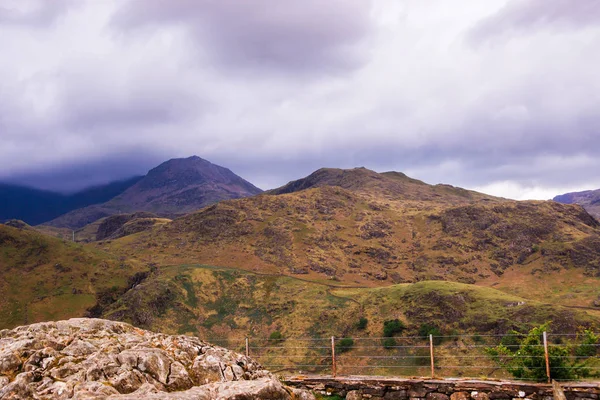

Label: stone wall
[285,377,600,400]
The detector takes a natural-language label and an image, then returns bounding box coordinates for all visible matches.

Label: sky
[1,0,599,199]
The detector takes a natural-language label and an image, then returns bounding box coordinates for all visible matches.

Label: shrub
[269,331,283,342]
[500,331,523,353]
[337,337,354,353]
[383,319,405,337]
[486,323,592,382]
[575,329,599,358]
[357,317,368,330]
[382,337,396,349]
[419,323,442,344]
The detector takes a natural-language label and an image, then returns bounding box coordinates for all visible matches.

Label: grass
[0,224,144,330]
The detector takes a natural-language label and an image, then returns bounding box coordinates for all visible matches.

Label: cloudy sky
[1,0,599,199]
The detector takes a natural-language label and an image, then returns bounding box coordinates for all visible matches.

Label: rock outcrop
[0,318,311,399]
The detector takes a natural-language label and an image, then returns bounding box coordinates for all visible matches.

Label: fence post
[245,337,249,357]
[331,336,337,378]
[543,331,551,383]
[429,334,435,378]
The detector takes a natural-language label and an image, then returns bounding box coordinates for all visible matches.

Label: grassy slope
[100,264,598,340]
[0,224,144,329]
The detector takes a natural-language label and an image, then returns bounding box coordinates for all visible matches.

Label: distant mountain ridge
[269,166,496,202]
[46,156,263,229]
[0,176,143,225]
[554,189,600,220]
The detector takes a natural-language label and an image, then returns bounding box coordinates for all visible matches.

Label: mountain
[0,176,142,225]
[45,156,263,229]
[3,167,600,358]
[97,167,600,310]
[268,167,494,202]
[554,189,600,220]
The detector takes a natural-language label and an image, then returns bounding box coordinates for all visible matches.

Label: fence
[209,332,600,383]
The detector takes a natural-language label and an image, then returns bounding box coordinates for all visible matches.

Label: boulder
[0,318,312,400]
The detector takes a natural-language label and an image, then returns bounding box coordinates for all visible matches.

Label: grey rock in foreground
[0,318,312,399]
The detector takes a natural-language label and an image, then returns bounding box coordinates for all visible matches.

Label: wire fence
[208,332,600,383]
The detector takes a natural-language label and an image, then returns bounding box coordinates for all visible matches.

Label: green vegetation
[356,317,368,330]
[0,224,144,330]
[314,394,344,400]
[383,319,405,337]
[486,323,600,382]
[336,337,354,353]
[269,331,283,341]
[575,329,599,358]
[500,331,524,352]
[382,337,396,349]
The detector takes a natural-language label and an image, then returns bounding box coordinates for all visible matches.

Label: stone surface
[0,318,311,399]
[285,377,600,400]
[451,392,470,400]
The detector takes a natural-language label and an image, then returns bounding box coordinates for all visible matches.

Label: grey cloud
[61,77,201,131]
[1,150,166,193]
[112,0,373,74]
[0,0,74,27]
[470,0,600,42]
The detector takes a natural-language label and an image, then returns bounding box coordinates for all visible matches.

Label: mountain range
[0,177,142,226]
[1,156,600,350]
[554,189,600,220]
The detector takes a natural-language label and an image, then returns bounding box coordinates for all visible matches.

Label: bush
[383,319,405,337]
[269,331,283,342]
[486,323,592,382]
[419,323,442,344]
[575,329,599,358]
[337,337,354,353]
[357,317,368,330]
[382,337,396,349]
[500,331,523,353]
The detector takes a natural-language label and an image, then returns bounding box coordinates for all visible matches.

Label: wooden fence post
[245,337,249,357]
[430,334,435,378]
[331,336,337,378]
[543,331,551,383]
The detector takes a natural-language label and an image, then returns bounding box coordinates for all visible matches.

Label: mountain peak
[46,157,262,229]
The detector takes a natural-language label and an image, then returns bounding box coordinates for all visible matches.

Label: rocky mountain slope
[46,156,263,229]
[0,177,142,226]
[555,189,600,220]
[97,168,600,306]
[0,318,310,399]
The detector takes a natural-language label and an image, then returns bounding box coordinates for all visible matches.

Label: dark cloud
[470,0,600,42]
[1,150,166,193]
[113,0,373,74]
[1,1,600,200]
[0,0,74,27]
